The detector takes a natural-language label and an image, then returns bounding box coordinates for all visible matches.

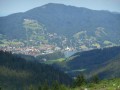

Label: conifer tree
[51,80,60,90]
[73,74,86,87]
[91,75,99,84]
[42,81,49,90]
[29,85,34,90]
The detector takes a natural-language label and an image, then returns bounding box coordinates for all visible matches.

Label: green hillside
[0,50,72,90]
[53,46,120,79]
[72,78,120,90]
[0,3,120,50]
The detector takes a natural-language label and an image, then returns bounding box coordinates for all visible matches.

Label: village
[0,43,76,56]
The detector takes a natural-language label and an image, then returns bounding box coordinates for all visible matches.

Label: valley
[0,3,120,90]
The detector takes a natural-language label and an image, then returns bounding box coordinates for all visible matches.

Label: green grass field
[44,58,65,64]
[72,78,120,90]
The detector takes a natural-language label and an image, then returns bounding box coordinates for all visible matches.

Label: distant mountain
[54,46,120,79]
[0,50,72,90]
[0,3,120,49]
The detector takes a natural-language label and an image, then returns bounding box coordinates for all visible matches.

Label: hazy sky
[0,0,120,16]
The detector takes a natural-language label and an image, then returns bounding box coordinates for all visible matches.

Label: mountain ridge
[0,3,120,51]
[0,3,120,38]
[1,3,119,17]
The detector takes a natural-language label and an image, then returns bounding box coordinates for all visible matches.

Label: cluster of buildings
[0,43,77,56]
[0,45,56,56]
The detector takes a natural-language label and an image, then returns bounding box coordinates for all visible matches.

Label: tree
[29,85,34,90]
[73,74,86,87]
[38,85,42,90]
[51,80,60,90]
[42,81,49,90]
[59,84,68,90]
[91,75,100,84]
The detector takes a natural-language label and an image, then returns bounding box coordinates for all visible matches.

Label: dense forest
[0,50,72,90]
[0,48,120,90]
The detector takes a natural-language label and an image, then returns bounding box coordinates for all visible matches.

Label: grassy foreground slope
[72,78,120,90]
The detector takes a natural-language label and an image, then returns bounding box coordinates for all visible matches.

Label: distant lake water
[64,51,77,58]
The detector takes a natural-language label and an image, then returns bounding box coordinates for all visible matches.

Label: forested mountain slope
[0,50,72,90]
[54,46,120,79]
[0,3,120,46]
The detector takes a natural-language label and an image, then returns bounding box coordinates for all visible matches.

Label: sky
[0,0,120,16]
